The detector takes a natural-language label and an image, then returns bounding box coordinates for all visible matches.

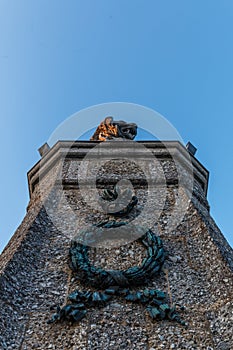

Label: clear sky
[0,0,233,252]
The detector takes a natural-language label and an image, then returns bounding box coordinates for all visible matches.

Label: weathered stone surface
[87,304,147,350]
[0,141,232,349]
[207,301,233,350]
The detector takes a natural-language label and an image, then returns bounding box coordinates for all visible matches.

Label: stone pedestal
[0,141,232,350]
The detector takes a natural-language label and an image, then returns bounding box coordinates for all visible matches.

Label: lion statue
[90,117,137,141]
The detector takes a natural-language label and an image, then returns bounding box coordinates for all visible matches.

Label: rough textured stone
[0,141,232,349]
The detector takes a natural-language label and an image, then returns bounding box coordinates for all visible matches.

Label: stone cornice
[27,140,209,199]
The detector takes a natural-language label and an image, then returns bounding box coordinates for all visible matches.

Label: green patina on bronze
[69,228,165,289]
[48,187,187,327]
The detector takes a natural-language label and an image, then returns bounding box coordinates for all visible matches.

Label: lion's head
[90,117,137,141]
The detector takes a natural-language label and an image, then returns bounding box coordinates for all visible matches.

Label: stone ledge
[27,141,209,198]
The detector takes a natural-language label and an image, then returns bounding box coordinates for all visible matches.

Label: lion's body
[90,117,137,141]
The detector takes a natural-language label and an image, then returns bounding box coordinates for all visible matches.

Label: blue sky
[0,0,233,252]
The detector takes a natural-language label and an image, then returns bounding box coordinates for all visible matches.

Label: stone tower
[0,123,233,349]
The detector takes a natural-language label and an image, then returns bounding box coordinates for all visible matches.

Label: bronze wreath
[48,227,186,326]
[69,227,165,289]
[48,188,186,327]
